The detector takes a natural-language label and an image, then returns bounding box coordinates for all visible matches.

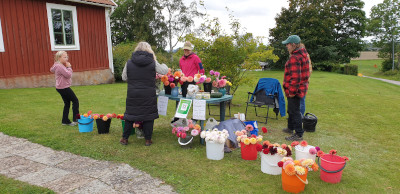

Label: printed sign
[193,99,206,120]
[175,99,192,118]
[157,96,169,116]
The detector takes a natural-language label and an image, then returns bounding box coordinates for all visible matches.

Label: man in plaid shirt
[281,35,310,141]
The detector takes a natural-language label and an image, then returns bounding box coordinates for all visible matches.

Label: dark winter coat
[123,51,159,121]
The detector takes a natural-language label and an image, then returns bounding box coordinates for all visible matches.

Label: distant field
[352,51,380,60]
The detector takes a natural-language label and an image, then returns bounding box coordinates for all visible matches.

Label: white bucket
[260,152,284,175]
[295,145,316,161]
[206,141,224,160]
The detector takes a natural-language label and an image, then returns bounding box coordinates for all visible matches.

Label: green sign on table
[175,99,192,118]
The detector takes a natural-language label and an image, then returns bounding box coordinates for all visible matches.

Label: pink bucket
[318,154,346,184]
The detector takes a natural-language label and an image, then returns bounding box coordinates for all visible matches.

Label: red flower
[250,134,257,138]
[261,127,268,133]
[342,156,349,161]
[277,161,284,167]
[179,80,184,85]
[317,150,325,157]
[300,140,308,147]
[76,114,81,119]
[256,144,263,152]
[263,148,269,154]
[170,83,176,88]
[291,141,299,147]
[88,110,92,115]
[100,114,104,118]
[329,149,337,155]
[112,113,117,118]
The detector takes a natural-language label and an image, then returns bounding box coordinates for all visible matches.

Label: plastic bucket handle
[78,119,94,125]
[305,113,317,119]
[178,136,194,145]
[317,156,347,173]
[295,174,309,185]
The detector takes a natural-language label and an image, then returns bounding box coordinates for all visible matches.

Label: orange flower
[317,150,325,157]
[300,140,308,147]
[311,163,319,171]
[187,76,194,82]
[164,81,170,86]
[161,75,168,82]
[293,160,301,166]
[194,74,201,79]
[173,71,182,78]
[170,83,176,88]
[262,140,270,146]
[284,163,296,176]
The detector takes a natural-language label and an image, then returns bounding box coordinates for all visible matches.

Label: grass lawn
[0,70,399,193]
[0,175,54,193]
[351,59,400,81]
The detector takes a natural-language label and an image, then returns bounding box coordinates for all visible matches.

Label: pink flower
[209,70,214,75]
[218,79,226,88]
[212,80,218,88]
[214,72,220,77]
[191,129,199,136]
[309,147,317,155]
[245,124,254,131]
[187,76,194,82]
[181,132,187,139]
[172,127,176,134]
[183,127,189,131]
[180,76,187,82]
[315,146,320,151]
[199,77,205,83]
[168,76,174,82]
[205,77,212,83]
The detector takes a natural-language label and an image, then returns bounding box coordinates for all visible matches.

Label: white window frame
[46,3,80,51]
[0,17,4,52]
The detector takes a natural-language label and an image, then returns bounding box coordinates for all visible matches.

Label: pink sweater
[50,62,73,89]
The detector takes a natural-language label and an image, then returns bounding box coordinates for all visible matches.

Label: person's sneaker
[282,128,293,134]
[62,122,77,126]
[120,138,128,145]
[285,134,303,141]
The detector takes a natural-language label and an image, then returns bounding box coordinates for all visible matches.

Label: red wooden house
[0,0,117,89]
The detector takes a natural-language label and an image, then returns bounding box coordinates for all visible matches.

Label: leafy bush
[112,42,137,81]
[381,59,399,72]
[343,64,358,76]
[332,63,344,74]
[383,69,399,76]
[313,61,336,72]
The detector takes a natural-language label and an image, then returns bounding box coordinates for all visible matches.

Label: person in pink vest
[179,41,205,77]
[50,51,79,126]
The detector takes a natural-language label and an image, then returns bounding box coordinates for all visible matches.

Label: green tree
[159,0,205,61]
[269,0,366,69]
[111,0,167,49]
[367,0,400,71]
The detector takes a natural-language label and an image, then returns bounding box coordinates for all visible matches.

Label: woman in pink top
[179,41,205,77]
[50,51,79,126]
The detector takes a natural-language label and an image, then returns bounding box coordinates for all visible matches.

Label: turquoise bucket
[78,116,94,133]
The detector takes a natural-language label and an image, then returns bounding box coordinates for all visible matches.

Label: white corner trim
[0,17,4,52]
[46,3,80,51]
[105,8,114,73]
[65,0,116,8]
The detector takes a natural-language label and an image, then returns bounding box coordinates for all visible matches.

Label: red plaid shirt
[283,48,310,98]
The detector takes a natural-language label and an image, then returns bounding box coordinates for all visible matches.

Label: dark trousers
[123,120,154,140]
[287,96,303,137]
[56,87,79,123]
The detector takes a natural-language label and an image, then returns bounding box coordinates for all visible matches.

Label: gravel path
[363,76,400,86]
[0,132,176,194]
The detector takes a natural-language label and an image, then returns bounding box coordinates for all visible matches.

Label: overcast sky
[178,0,383,48]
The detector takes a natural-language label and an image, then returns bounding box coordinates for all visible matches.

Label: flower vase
[218,88,226,96]
[164,85,172,95]
[203,82,212,93]
[240,142,258,160]
[171,87,179,97]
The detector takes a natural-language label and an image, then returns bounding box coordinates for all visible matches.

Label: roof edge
[65,0,117,8]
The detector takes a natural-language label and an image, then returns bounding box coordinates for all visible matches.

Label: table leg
[220,101,226,121]
[200,120,205,145]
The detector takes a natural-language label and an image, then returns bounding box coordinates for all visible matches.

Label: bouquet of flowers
[235,129,263,147]
[209,70,232,89]
[291,140,318,158]
[200,128,229,144]
[278,157,319,176]
[257,141,293,157]
[161,70,183,89]
[171,119,201,139]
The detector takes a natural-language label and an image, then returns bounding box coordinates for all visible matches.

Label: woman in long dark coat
[120,42,168,146]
